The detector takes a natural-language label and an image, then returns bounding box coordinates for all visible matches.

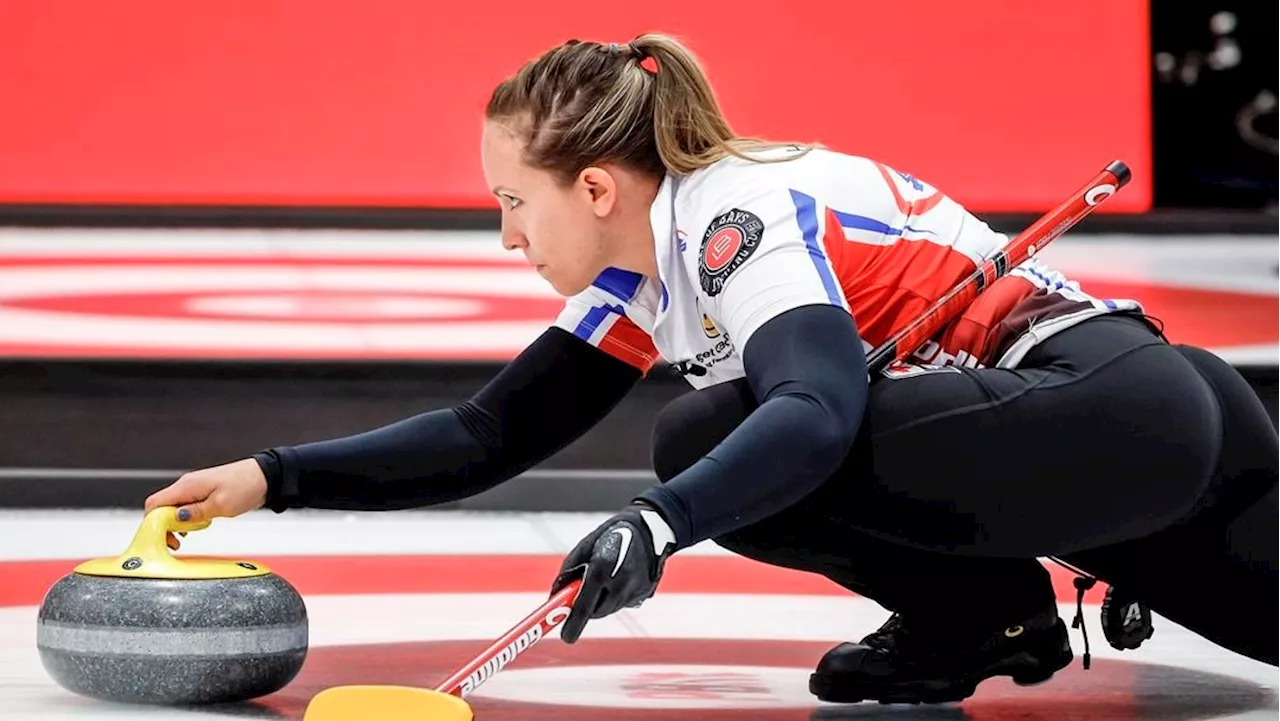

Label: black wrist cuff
[254,448,296,513]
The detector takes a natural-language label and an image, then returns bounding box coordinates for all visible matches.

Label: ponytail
[486,33,808,182]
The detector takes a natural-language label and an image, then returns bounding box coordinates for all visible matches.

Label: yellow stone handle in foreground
[75,506,271,580]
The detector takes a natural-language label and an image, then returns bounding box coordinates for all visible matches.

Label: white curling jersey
[554,147,1142,387]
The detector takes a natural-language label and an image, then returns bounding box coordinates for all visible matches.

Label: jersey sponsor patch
[879,359,963,379]
[699,209,763,296]
[702,313,721,338]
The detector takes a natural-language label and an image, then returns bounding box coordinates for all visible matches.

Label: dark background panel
[1151,3,1277,210]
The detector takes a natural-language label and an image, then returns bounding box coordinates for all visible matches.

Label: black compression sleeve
[636,304,867,548]
[258,327,642,512]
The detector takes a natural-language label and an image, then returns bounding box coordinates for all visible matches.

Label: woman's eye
[504,195,522,210]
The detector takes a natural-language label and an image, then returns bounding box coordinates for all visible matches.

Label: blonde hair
[485,33,810,183]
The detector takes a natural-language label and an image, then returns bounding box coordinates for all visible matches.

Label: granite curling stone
[37,506,308,706]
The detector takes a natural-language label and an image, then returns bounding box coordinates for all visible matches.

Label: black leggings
[651,313,1278,664]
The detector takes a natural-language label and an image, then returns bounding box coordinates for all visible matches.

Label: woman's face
[481,121,611,297]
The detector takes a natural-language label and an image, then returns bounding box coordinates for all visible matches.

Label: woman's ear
[578,166,618,218]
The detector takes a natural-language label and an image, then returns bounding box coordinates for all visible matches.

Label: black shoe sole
[809,676,979,705]
[809,642,1073,704]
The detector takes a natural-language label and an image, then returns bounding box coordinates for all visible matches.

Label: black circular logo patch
[121,557,143,571]
[237,562,258,571]
[699,209,764,296]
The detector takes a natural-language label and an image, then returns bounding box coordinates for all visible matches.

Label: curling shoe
[809,606,1073,705]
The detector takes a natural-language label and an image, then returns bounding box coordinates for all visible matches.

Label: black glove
[552,501,677,644]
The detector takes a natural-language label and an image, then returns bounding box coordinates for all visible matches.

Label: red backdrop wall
[0,1,1152,212]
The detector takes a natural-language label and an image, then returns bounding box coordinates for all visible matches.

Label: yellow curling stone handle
[75,506,271,580]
